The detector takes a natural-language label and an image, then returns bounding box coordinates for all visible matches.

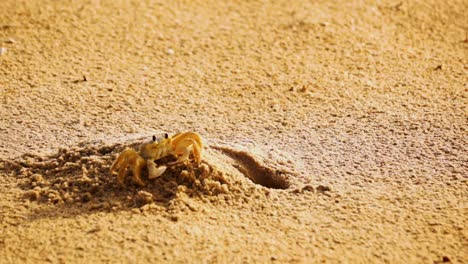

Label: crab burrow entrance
[211,146,290,189]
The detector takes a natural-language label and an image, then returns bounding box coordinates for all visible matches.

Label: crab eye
[152,135,156,142]
[164,133,168,139]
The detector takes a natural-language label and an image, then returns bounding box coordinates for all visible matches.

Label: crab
[110,132,203,186]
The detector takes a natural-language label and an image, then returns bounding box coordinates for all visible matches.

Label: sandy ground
[0,0,467,263]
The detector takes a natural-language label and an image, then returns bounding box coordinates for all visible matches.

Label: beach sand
[0,0,466,262]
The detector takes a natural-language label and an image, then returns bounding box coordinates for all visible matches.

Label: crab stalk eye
[164,133,168,139]
[152,135,156,142]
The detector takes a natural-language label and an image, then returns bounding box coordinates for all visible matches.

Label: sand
[0,0,467,263]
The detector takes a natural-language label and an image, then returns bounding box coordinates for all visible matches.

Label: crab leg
[169,136,202,165]
[131,157,147,186]
[172,132,203,150]
[171,145,192,165]
[110,149,146,186]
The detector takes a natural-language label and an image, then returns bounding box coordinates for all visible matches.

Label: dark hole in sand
[211,146,290,190]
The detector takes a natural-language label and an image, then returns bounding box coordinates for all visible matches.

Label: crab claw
[147,160,167,179]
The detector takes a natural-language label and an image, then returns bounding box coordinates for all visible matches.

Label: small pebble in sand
[30,173,43,183]
[199,163,210,178]
[81,174,92,183]
[24,190,40,201]
[47,190,60,199]
[220,184,229,194]
[166,48,174,55]
[136,191,153,205]
[179,170,191,181]
[0,47,6,55]
[177,185,188,193]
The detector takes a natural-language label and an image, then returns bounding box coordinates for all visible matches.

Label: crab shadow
[22,175,208,221]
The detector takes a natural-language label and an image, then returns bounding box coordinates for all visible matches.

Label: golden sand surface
[0,0,466,263]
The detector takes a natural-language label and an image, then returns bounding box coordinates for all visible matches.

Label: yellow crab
[110,132,203,186]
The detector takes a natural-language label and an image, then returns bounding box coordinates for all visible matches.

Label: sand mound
[0,138,303,215]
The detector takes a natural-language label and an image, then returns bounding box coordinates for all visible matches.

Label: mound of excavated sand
[1,138,307,216]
